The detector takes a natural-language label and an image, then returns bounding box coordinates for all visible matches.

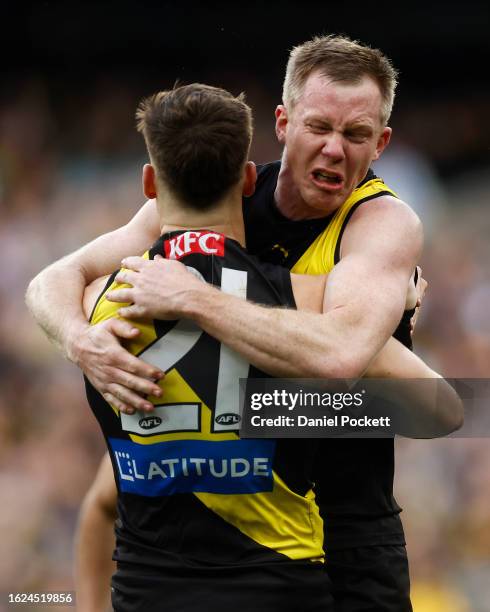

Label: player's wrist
[65,320,91,365]
[179,283,219,323]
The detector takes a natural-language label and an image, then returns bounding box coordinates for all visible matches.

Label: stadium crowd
[1,75,489,611]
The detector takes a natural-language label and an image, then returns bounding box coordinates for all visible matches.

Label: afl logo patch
[138,416,163,430]
[215,413,241,425]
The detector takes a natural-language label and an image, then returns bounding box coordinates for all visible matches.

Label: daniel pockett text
[241,385,391,437]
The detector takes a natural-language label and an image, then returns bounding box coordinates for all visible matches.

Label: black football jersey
[243,163,409,550]
[85,231,326,568]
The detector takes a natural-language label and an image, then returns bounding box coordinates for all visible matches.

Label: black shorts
[112,560,334,612]
[325,545,412,612]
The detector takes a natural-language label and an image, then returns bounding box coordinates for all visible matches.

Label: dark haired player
[84,83,333,612]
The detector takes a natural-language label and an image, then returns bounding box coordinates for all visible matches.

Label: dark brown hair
[136,83,253,210]
[283,35,398,126]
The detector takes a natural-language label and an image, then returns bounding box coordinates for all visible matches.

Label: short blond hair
[283,35,398,126]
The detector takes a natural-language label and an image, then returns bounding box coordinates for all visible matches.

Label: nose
[320,132,345,162]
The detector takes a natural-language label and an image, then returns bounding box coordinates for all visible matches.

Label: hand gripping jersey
[244,162,412,551]
[85,231,333,611]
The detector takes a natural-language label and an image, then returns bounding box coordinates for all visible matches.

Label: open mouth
[312,170,343,187]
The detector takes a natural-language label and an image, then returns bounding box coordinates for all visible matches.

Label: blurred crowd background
[1,2,489,610]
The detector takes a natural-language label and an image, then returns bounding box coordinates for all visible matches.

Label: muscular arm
[292,270,462,436]
[75,453,117,612]
[108,250,461,436]
[194,197,421,377]
[111,197,422,379]
[25,200,165,413]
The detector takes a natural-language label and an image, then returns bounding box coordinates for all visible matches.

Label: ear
[242,161,257,197]
[275,105,288,145]
[372,127,392,161]
[142,163,157,199]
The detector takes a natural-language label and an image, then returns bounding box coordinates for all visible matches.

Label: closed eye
[344,129,372,143]
[306,122,331,134]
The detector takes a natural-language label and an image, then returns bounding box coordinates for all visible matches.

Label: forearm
[26,257,90,361]
[75,496,116,612]
[365,338,463,437]
[108,220,415,380]
[26,200,159,360]
[372,376,462,438]
[187,287,377,379]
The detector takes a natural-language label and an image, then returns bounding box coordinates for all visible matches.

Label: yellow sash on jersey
[90,249,325,563]
[291,178,397,275]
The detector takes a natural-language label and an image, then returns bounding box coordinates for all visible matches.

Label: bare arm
[291,270,461,436]
[75,453,117,612]
[107,252,461,435]
[108,197,422,379]
[26,199,159,356]
[25,200,164,413]
[365,338,463,437]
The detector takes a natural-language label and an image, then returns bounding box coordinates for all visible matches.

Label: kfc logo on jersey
[164,231,225,260]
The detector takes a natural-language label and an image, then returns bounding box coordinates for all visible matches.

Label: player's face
[276,71,391,216]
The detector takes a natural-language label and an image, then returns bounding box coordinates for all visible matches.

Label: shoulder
[342,195,423,261]
[348,194,422,237]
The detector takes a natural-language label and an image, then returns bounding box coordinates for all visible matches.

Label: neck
[157,193,245,246]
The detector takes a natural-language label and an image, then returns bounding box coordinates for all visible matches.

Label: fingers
[116,354,164,386]
[101,362,167,413]
[99,331,164,383]
[114,269,137,286]
[121,256,147,271]
[82,321,166,414]
[107,384,154,412]
[117,305,147,319]
[93,361,164,412]
[106,288,134,303]
[106,317,140,338]
[92,359,164,413]
[103,384,155,414]
[102,392,136,415]
[111,366,163,398]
